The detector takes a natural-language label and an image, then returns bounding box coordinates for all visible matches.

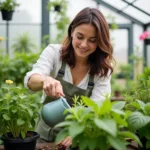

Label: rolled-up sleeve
[24,44,61,89]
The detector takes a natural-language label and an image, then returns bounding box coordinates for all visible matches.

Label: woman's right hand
[42,76,65,98]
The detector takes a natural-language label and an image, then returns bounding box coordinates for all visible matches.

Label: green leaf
[139,125,150,139]
[17,118,25,126]
[55,128,68,143]
[94,118,117,137]
[27,109,33,117]
[112,109,125,115]
[119,131,142,147]
[21,131,26,139]
[146,139,150,149]
[81,96,99,113]
[54,121,71,128]
[12,109,17,113]
[19,95,27,99]
[144,103,150,115]
[108,136,126,150]
[112,101,126,110]
[87,138,97,150]
[99,99,112,115]
[136,100,145,110]
[77,137,89,150]
[69,122,85,139]
[111,113,127,126]
[127,112,150,130]
[3,114,10,120]
[96,137,108,150]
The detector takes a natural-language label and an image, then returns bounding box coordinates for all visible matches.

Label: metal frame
[42,0,50,46]
[0,0,150,67]
[94,0,150,68]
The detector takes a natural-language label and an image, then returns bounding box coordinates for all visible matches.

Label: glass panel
[124,6,150,23]
[102,0,127,10]
[111,29,128,74]
[134,0,150,14]
[0,25,6,51]
[11,0,42,23]
[8,25,41,54]
[99,5,131,24]
[148,46,150,68]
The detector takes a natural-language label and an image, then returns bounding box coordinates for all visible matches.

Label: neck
[75,57,88,66]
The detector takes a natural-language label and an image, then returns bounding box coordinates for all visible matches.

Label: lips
[78,47,88,53]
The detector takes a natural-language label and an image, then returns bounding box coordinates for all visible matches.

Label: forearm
[27,74,45,91]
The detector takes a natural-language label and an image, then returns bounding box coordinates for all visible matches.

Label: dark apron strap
[44,61,95,106]
[57,61,66,78]
[57,61,95,90]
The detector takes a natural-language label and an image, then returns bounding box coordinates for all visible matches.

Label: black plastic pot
[1,131,40,150]
[1,10,14,21]
[54,5,61,12]
[145,39,150,45]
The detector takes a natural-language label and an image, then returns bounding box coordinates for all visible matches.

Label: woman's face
[71,23,97,60]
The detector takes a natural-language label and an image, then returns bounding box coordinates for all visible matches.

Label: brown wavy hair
[61,7,114,77]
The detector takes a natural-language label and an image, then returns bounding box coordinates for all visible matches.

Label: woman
[24,7,113,149]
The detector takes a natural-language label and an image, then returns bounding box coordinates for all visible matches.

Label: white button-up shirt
[24,44,111,103]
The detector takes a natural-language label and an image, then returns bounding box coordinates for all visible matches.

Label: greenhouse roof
[94,0,150,26]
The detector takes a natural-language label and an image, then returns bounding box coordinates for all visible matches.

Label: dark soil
[0,143,65,150]
[0,141,138,150]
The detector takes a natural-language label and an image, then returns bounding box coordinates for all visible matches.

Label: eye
[89,39,96,43]
[77,35,83,40]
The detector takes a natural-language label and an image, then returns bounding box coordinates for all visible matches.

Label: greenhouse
[0,0,150,150]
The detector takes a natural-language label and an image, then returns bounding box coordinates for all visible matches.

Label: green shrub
[0,52,39,85]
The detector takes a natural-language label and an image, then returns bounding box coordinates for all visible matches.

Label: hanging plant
[0,0,19,21]
[139,31,150,45]
[47,0,70,43]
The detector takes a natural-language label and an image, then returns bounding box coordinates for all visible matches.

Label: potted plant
[55,96,141,150]
[112,83,123,97]
[125,67,150,149]
[46,0,70,43]
[139,31,150,44]
[0,80,41,150]
[0,0,19,21]
[126,100,150,150]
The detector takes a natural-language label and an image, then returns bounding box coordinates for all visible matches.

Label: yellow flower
[5,80,13,84]
[0,36,3,41]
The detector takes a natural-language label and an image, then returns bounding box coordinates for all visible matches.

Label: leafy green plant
[112,83,123,97]
[125,67,150,103]
[124,67,150,149]
[0,80,42,139]
[106,14,118,31]
[126,99,150,149]
[0,0,19,11]
[118,64,132,79]
[47,0,70,43]
[55,96,141,150]
[0,52,39,85]
[12,32,36,53]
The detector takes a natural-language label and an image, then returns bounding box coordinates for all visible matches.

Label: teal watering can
[42,96,71,127]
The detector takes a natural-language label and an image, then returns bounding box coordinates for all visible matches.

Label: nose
[80,39,88,48]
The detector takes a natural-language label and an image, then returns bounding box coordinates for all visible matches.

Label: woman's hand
[57,136,72,150]
[42,76,65,98]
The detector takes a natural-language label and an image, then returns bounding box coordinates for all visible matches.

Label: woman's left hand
[57,136,72,150]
